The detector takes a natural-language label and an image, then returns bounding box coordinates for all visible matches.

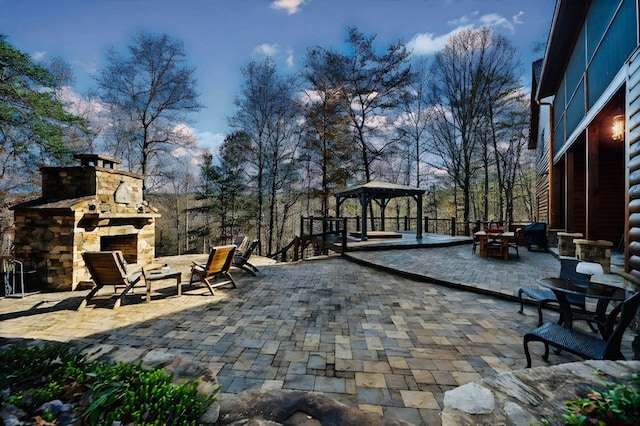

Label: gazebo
[335,180,425,241]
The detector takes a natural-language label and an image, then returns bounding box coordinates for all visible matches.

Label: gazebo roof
[334,180,425,199]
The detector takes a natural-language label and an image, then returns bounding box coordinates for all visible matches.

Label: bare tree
[229,57,300,254]
[309,27,413,183]
[427,27,520,234]
[494,93,530,223]
[96,31,202,194]
[397,58,431,189]
[300,49,353,217]
[153,155,198,255]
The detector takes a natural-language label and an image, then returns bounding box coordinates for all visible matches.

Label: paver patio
[0,242,632,425]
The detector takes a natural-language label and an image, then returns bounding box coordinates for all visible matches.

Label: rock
[502,401,537,425]
[0,403,26,426]
[36,399,72,416]
[218,390,413,426]
[443,382,495,415]
[442,360,640,425]
[227,419,283,426]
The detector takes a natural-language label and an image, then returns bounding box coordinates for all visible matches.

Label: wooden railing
[271,216,536,261]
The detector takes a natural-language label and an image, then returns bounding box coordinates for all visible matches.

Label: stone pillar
[557,232,583,257]
[574,239,613,273]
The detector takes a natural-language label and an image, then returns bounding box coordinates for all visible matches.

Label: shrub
[0,344,218,425]
[562,371,640,426]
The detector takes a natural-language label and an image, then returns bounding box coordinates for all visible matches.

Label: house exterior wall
[533,0,639,275]
[551,0,637,156]
[626,48,640,277]
[534,106,552,223]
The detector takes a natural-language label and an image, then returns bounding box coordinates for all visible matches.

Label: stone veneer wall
[72,217,155,289]
[13,209,155,292]
[14,165,156,291]
[574,239,613,273]
[13,210,76,291]
[93,168,145,213]
[42,167,97,199]
[557,232,583,257]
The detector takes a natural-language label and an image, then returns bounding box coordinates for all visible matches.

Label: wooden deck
[325,231,471,253]
[349,231,403,239]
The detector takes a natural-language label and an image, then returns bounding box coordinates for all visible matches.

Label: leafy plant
[562,372,640,425]
[0,344,218,425]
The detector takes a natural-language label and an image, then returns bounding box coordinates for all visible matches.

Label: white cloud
[254,43,279,56]
[407,30,461,55]
[195,130,225,154]
[33,51,46,61]
[478,13,514,31]
[271,0,307,15]
[171,128,225,166]
[58,86,108,125]
[447,10,479,26]
[286,49,294,67]
[410,11,525,56]
[512,11,525,25]
[74,59,98,76]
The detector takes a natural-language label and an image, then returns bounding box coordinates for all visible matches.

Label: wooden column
[586,124,599,240]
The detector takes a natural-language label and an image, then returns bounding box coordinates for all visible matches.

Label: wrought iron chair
[518,258,598,327]
[524,291,640,367]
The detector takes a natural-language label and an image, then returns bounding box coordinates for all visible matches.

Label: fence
[270,216,533,261]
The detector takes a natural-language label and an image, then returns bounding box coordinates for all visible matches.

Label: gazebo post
[379,198,388,231]
[360,193,368,241]
[416,194,423,239]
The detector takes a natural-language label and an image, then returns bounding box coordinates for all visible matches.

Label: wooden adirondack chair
[189,245,237,295]
[79,251,143,309]
[233,239,259,276]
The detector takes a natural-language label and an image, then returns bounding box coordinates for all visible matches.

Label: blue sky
[1,0,555,153]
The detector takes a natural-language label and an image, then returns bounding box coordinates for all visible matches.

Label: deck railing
[271,216,534,261]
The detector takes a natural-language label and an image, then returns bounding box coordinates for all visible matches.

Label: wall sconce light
[612,114,625,141]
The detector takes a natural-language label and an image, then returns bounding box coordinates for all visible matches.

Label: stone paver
[0,243,632,425]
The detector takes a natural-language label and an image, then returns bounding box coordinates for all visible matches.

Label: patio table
[536,277,627,339]
[473,231,515,260]
[143,268,182,302]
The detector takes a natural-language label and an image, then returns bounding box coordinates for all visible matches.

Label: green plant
[82,362,216,425]
[562,372,640,425]
[0,344,218,425]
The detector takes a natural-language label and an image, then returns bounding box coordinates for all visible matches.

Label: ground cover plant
[0,344,217,425]
[561,371,640,426]
[537,370,640,426]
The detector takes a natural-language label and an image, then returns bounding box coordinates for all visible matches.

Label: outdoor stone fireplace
[10,154,159,291]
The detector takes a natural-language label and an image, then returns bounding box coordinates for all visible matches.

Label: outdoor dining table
[473,231,515,260]
[536,276,627,339]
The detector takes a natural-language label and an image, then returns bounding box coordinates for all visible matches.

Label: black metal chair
[518,258,594,326]
[524,291,640,367]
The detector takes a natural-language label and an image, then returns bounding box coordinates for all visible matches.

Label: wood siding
[627,48,640,277]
